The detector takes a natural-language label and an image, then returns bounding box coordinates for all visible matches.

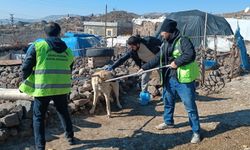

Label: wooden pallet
[0,59,22,66]
[88,56,111,68]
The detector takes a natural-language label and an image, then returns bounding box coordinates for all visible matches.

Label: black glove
[105,66,113,71]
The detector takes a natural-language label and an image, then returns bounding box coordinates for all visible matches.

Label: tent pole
[230,40,237,79]
[201,12,208,85]
[203,12,208,47]
[214,34,217,62]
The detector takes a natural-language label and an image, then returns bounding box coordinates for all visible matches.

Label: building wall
[84,25,118,37]
[84,21,133,37]
[133,21,161,36]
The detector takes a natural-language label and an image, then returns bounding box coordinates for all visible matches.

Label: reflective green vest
[172,38,200,83]
[19,40,74,97]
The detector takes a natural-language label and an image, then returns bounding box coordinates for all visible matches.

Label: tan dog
[89,70,122,118]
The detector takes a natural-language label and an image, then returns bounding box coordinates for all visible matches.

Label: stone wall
[0,100,33,143]
[133,21,160,36]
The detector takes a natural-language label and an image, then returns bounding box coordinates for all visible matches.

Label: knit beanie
[160,19,177,33]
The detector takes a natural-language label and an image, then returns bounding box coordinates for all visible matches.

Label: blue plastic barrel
[204,60,218,70]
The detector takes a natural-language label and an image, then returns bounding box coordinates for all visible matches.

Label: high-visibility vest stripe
[34,69,71,74]
[24,80,71,89]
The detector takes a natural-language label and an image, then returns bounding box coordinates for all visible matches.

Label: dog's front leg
[89,90,98,114]
[103,92,111,118]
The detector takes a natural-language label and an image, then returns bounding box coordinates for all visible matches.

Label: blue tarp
[27,33,101,57]
[235,26,250,71]
[62,32,101,56]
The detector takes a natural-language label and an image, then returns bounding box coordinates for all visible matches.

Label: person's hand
[105,66,113,71]
[137,69,144,76]
[170,61,178,69]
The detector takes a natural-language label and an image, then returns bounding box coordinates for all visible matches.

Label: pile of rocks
[0,65,22,88]
[68,57,138,113]
[0,56,139,142]
[199,49,243,94]
[0,56,138,100]
[0,100,33,143]
[147,74,162,97]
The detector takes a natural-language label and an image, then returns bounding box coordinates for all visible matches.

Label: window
[89,29,94,34]
[106,29,113,37]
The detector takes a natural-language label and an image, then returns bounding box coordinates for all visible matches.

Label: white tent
[106,36,130,47]
[226,18,250,41]
[132,16,166,25]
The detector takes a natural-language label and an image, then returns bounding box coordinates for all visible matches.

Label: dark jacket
[141,30,196,82]
[110,42,159,69]
[22,37,72,80]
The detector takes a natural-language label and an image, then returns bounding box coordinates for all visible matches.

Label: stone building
[132,16,166,36]
[83,21,132,37]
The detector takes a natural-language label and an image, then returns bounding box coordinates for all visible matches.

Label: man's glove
[105,66,113,71]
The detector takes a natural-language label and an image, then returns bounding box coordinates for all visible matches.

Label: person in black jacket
[138,19,201,144]
[106,35,161,93]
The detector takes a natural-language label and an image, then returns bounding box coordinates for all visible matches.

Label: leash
[105,65,171,82]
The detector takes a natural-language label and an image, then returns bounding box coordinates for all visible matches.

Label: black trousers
[33,94,74,150]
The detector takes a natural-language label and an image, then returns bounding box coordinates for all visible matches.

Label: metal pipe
[0,88,32,100]
[105,65,171,82]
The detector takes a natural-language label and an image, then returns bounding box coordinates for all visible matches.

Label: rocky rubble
[0,65,22,88]
[0,56,140,142]
[0,100,33,143]
[198,49,243,94]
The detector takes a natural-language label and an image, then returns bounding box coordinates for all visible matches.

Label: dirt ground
[1,72,250,150]
[1,43,250,150]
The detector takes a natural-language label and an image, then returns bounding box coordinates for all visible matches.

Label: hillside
[222,10,250,18]
[90,11,139,22]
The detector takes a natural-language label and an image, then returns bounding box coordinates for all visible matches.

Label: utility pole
[104,4,107,40]
[66,13,70,32]
[10,14,14,28]
[10,14,17,44]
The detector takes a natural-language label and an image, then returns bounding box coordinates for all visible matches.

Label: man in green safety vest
[19,22,74,150]
[138,19,201,144]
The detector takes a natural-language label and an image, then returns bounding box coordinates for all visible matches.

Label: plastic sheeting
[207,35,234,52]
[226,18,250,41]
[62,32,101,56]
[235,26,250,71]
[106,36,130,47]
[155,10,234,48]
[132,16,166,25]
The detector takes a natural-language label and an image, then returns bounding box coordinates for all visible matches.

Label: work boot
[155,123,174,130]
[190,133,201,144]
[67,137,75,145]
